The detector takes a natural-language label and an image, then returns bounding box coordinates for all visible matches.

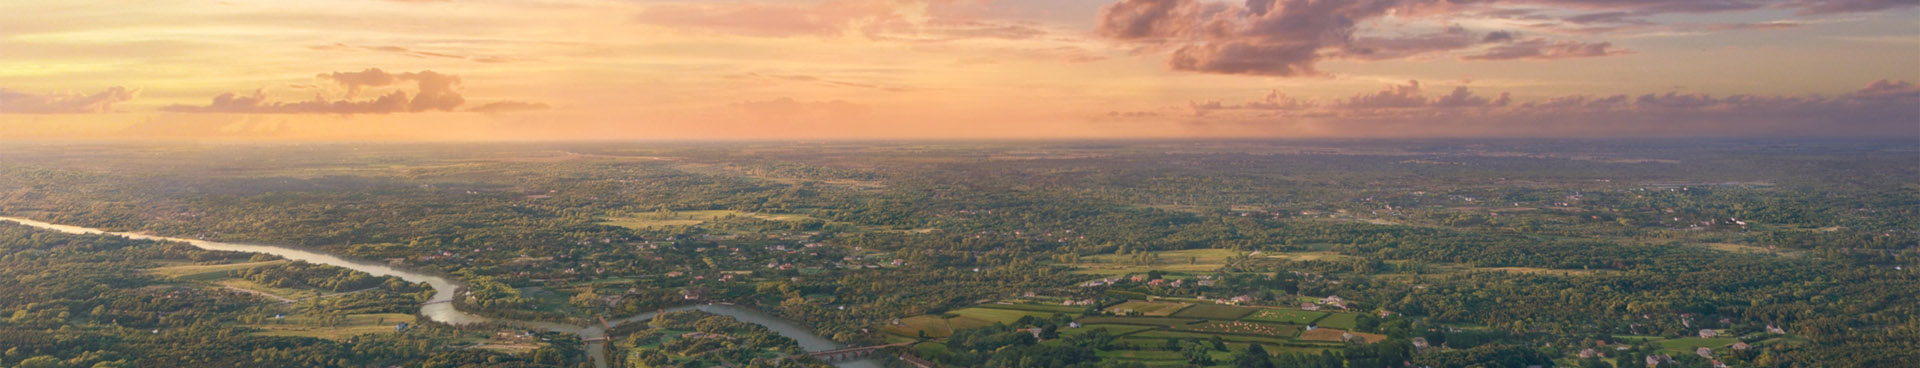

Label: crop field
[1106,300,1192,316]
[1073,248,1244,274]
[1175,321,1303,337]
[1128,330,1293,345]
[1171,304,1257,320]
[250,313,416,340]
[598,210,816,230]
[147,260,289,280]
[1060,324,1154,337]
[948,307,1053,324]
[1262,251,1359,262]
[1076,316,1205,328]
[979,303,1086,314]
[882,315,953,338]
[1657,337,1741,352]
[1316,313,1360,329]
[1300,328,1388,343]
[1245,308,1328,324]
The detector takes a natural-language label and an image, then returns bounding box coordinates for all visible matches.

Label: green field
[1106,300,1192,316]
[1245,309,1328,324]
[1128,330,1293,345]
[251,313,416,340]
[1315,313,1359,329]
[1061,324,1154,337]
[882,315,953,338]
[599,210,816,230]
[1171,304,1257,320]
[1175,321,1303,338]
[1657,337,1741,352]
[1074,248,1244,275]
[1076,316,1205,328]
[217,278,321,301]
[948,307,1055,324]
[147,260,288,281]
[978,303,1087,314]
[1096,349,1185,362]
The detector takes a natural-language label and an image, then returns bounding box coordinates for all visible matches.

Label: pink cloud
[1,86,137,114]
[1146,79,1920,137]
[633,0,1041,41]
[1463,38,1626,60]
[1093,0,1909,76]
[164,69,476,114]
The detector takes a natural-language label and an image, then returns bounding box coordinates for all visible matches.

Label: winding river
[0,216,881,368]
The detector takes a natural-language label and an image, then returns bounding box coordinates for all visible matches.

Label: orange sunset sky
[1,0,1917,141]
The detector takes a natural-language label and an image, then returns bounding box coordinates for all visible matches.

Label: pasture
[1171,304,1257,320]
[1106,300,1191,316]
[1245,308,1327,324]
[250,313,416,340]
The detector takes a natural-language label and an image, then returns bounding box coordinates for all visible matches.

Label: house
[1229,295,1253,304]
[1301,303,1321,311]
[1068,322,1081,328]
[1699,329,1718,338]
[1379,310,1393,318]
[1696,346,1713,358]
[1731,342,1750,350]
[1411,337,1429,349]
[1646,354,1674,367]
[1578,348,1598,359]
[394,322,409,332]
[1321,295,1345,305]
[1766,325,1786,334]
[1148,279,1166,286]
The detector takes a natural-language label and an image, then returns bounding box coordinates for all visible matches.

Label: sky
[1,0,1916,141]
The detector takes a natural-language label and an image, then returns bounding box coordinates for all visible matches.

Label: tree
[1233,344,1274,368]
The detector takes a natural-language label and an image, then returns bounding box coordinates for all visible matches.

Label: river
[0,216,881,368]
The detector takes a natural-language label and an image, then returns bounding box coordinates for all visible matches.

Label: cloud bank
[1,87,138,114]
[1094,0,1915,76]
[163,68,540,115]
[1168,79,1920,137]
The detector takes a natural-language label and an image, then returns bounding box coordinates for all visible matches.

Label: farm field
[1244,308,1328,324]
[1061,324,1154,337]
[1106,300,1192,316]
[598,210,816,230]
[978,303,1087,313]
[1171,304,1258,320]
[1073,249,1243,275]
[250,313,416,340]
[1315,313,1361,329]
[1656,337,1742,352]
[948,307,1058,324]
[146,260,289,280]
